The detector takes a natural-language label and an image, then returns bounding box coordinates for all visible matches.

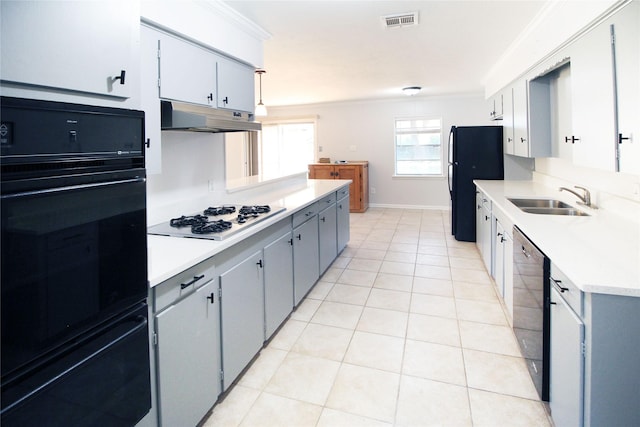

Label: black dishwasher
[512,226,550,401]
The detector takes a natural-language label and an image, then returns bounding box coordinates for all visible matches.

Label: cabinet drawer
[292,203,318,228]
[154,259,216,312]
[337,186,349,201]
[318,193,336,207]
[550,263,582,316]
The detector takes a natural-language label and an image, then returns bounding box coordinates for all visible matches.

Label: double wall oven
[1,97,151,425]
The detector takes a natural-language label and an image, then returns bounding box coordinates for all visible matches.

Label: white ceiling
[224,0,548,107]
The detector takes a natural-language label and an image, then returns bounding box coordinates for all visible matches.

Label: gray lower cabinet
[549,286,584,427]
[337,189,350,252]
[293,216,320,306]
[219,250,264,390]
[264,232,294,339]
[318,202,337,274]
[155,279,220,426]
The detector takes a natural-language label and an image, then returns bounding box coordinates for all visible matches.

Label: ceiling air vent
[382,12,419,29]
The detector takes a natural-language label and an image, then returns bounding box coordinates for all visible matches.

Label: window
[260,120,316,177]
[394,117,443,176]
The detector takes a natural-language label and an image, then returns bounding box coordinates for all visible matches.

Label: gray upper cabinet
[337,188,350,253]
[0,0,137,99]
[318,202,338,274]
[512,80,530,157]
[613,1,640,174]
[217,57,255,113]
[159,32,217,107]
[566,20,617,171]
[140,24,162,174]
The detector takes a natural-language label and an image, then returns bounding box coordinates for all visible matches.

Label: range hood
[160,100,261,133]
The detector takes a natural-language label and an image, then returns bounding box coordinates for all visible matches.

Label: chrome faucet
[559,186,596,208]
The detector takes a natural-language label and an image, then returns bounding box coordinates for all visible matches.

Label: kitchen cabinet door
[159,32,217,107]
[513,80,530,157]
[293,217,320,306]
[549,287,584,427]
[480,203,493,274]
[495,220,505,297]
[140,24,162,175]
[502,87,515,155]
[553,64,574,162]
[217,57,255,113]
[220,250,264,390]
[613,1,640,174]
[264,232,294,340]
[318,203,338,274]
[569,21,617,171]
[1,0,138,99]
[155,279,220,427]
[337,190,350,253]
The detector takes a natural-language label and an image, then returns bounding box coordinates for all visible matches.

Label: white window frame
[393,116,444,178]
[258,116,318,179]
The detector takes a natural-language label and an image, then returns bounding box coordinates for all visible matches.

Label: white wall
[146,131,227,225]
[267,94,488,209]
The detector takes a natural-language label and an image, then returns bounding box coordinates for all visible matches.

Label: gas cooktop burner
[149,204,286,240]
[204,206,237,216]
[192,219,233,234]
[170,214,209,228]
[239,205,271,215]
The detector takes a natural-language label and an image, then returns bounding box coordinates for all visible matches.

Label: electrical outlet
[318,145,323,152]
[208,180,215,192]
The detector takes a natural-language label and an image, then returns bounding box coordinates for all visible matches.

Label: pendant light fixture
[255,69,267,117]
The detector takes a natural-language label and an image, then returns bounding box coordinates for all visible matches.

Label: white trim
[368,203,450,211]
[198,0,272,41]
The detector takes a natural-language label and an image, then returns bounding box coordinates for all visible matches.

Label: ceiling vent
[382,12,419,29]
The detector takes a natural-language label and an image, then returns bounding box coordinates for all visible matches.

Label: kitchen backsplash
[534,157,640,222]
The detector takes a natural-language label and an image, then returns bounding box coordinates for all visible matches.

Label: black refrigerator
[448,126,504,242]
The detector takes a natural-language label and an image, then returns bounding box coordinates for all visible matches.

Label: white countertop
[147,179,350,288]
[474,180,640,297]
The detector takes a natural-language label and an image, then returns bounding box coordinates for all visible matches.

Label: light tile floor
[204,208,552,427]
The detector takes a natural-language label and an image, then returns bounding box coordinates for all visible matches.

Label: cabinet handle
[288,239,293,245]
[508,137,513,142]
[618,133,630,144]
[297,234,302,240]
[565,135,579,144]
[145,138,151,148]
[207,293,215,304]
[113,70,126,85]
[207,93,214,102]
[521,246,530,258]
[256,259,263,268]
[321,216,326,222]
[520,137,527,143]
[222,96,229,105]
[181,274,205,289]
[551,277,569,293]
[305,211,314,217]
[485,215,489,221]
[550,301,557,305]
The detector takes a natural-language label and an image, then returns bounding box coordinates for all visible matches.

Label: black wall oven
[1,97,151,426]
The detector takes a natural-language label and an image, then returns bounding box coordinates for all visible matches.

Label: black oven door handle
[1,177,146,200]
[2,313,148,414]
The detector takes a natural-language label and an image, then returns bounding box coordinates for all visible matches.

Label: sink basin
[519,207,590,216]
[508,198,573,209]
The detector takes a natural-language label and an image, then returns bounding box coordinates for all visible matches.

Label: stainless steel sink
[508,198,573,209]
[519,207,590,216]
[507,198,590,216]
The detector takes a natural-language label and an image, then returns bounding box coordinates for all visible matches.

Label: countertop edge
[474,179,640,298]
[147,179,351,288]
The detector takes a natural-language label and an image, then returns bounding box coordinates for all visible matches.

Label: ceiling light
[403,86,421,96]
[255,69,267,116]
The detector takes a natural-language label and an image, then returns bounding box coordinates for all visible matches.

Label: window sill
[392,174,446,180]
